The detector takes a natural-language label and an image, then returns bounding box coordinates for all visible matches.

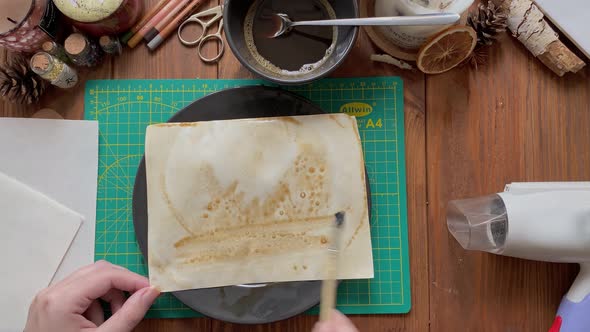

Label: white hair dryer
[447,183,590,332]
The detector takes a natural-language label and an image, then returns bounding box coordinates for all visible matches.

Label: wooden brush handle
[320,213,345,321]
[320,278,337,321]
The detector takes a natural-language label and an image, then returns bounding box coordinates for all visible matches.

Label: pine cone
[467,1,508,47]
[0,55,46,104]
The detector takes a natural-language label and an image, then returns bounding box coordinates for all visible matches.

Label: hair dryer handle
[551,264,590,332]
[551,295,590,332]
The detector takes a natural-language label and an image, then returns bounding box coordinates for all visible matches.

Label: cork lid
[53,0,124,23]
[0,0,34,35]
[65,33,88,55]
[42,41,56,52]
[30,52,52,74]
[99,35,113,47]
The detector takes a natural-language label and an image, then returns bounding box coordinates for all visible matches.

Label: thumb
[97,286,160,332]
[312,310,359,332]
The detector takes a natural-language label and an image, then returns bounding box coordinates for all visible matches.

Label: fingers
[312,310,359,332]
[50,261,98,289]
[83,300,104,326]
[101,289,126,314]
[97,286,160,332]
[69,264,149,302]
[56,260,125,291]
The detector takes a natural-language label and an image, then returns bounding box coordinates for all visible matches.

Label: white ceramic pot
[374,0,474,50]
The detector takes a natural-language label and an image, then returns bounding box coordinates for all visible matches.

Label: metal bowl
[223,0,359,85]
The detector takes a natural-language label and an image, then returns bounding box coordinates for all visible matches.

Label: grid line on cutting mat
[85,77,410,318]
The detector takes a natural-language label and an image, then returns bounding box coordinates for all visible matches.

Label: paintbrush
[319,211,345,321]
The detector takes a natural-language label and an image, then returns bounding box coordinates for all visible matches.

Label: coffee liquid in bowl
[244,0,338,76]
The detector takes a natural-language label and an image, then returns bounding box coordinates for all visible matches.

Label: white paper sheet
[0,171,82,332]
[146,114,374,292]
[0,118,98,282]
[534,0,590,58]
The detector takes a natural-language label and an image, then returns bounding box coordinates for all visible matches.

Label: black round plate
[132,86,371,324]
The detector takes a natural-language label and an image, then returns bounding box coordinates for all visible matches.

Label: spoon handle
[289,13,460,27]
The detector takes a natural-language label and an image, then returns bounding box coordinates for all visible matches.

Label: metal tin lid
[53,0,124,23]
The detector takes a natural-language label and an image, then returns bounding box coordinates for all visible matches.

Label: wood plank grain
[135,318,211,332]
[210,314,422,332]
[0,48,10,116]
[3,1,586,329]
[427,33,589,332]
[525,60,590,182]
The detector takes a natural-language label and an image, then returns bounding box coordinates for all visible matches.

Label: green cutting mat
[84,77,410,318]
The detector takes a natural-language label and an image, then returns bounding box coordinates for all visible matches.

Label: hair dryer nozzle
[447,194,508,254]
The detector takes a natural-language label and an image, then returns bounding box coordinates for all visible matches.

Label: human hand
[312,310,359,332]
[24,260,160,332]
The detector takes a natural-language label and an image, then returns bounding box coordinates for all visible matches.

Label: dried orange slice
[417,26,477,74]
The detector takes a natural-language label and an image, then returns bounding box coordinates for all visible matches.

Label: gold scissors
[177,5,224,63]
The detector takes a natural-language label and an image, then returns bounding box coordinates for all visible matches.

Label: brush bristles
[335,212,345,227]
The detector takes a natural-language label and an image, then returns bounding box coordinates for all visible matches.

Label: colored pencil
[147,0,205,51]
[121,0,170,44]
[143,0,192,42]
[127,0,184,48]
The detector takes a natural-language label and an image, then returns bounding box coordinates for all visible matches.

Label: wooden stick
[320,279,338,321]
[370,54,414,70]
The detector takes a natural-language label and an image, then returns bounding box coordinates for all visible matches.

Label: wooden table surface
[1,0,589,330]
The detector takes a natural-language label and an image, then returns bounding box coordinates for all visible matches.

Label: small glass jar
[30,52,79,89]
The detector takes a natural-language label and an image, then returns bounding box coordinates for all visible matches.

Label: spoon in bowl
[268,12,461,38]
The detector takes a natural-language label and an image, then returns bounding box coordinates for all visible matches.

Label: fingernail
[142,286,160,304]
